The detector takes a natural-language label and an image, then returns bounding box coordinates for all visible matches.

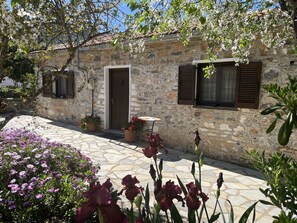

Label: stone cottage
[36,34,297,164]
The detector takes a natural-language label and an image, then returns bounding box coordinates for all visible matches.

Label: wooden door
[109,68,129,130]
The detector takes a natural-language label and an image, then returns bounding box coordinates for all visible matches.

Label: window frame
[42,71,75,99]
[196,62,237,108]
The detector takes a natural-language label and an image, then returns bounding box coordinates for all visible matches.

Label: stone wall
[37,36,297,164]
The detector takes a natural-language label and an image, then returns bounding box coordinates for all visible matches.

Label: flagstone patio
[5,115,279,222]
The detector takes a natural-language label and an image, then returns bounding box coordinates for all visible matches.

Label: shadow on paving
[94,131,124,140]
[47,118,264,181]
[47,119,124,140]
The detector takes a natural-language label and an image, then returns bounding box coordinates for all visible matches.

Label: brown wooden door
[109,68,129,130]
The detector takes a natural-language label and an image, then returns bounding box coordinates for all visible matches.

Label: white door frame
[104,65,131,129]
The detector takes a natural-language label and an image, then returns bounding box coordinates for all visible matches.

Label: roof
[54,30,181,51]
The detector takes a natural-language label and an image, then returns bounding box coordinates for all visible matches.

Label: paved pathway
[5,115,279,222]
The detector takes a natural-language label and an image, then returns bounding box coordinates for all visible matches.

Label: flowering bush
[76,133,258,223]
[123,116,145,132]
[0,128,99,223]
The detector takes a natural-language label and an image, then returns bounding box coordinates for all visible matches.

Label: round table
[138,116,161,135]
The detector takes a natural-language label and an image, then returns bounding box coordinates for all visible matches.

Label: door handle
[111,98,114,104]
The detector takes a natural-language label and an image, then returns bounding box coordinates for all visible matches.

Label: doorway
[109,68,129,130]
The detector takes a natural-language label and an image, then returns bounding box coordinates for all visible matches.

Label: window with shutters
[177,62,262,109]
[42,71,75,99]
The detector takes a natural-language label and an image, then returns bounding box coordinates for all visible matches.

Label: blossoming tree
[123,0,296,60]
[0,0,124,128]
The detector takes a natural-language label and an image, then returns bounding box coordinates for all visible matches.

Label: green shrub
[261,76,297,145]
[248,150,297,222]
[0,98,8,113]
[0,86,22,98]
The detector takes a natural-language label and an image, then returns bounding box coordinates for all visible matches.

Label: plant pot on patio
[85,122,98,132]
[124,130,137,142]
[123,116,145,143]
[80,114,100,132]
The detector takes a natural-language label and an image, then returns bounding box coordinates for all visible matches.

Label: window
[198,63,237,107]
[42,71,75,99]
[178,62,262,109]
[52,76,67,98]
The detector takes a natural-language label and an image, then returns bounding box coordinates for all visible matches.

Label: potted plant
[122,116,145,142]
[80,114,100,132]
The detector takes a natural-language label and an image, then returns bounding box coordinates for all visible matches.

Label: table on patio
[138,116,160,141]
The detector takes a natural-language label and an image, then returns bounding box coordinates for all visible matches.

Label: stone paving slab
[4,115,279,222]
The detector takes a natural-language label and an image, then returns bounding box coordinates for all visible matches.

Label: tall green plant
[261,76,297,145]
[248,150,297,222]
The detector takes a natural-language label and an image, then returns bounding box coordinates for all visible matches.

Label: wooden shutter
[235,62,262,109]
[66,71,75,98]
[178,65,196,105]
[42,73,52,97]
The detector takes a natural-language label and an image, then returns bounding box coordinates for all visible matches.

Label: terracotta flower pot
[79,121,98,132]
[86,122,97,132]
[124,130,137,142]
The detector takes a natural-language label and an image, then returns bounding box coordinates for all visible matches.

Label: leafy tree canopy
[0,0,123,79]
[0,0,124,127]
[0,47,35,83]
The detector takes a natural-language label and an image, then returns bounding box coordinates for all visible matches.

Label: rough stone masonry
[37,35,297,165]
